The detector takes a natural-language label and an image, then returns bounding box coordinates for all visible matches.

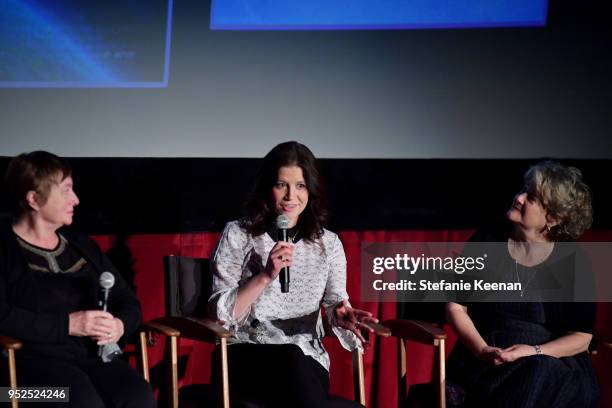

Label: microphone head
[276,214,290,230]
[99,272,115,289]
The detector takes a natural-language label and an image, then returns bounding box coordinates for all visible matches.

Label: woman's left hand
[95,317,125,345]
[334,300,379,345]
[497,344,537,363]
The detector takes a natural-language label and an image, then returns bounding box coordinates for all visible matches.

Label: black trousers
[15,354,156,408]
[213,343,332,408]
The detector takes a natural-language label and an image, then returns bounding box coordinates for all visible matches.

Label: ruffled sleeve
[208,221,252,328]
[321,233,362,352]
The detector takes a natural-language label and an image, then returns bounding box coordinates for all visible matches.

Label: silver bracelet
[534,345,542,355]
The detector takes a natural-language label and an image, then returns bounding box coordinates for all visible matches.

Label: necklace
[515,261,537,297]
[287,226,301,243]
[508,239,553,297]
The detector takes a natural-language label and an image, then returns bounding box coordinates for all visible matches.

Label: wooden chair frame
[1,335,22,408]
[138,316,231,408]
[381,320,447,408]
[139,316,391,408]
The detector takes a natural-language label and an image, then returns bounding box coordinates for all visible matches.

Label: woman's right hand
[478,345,504,366]
[263,241,294,282]
[68,310,116,339]
[232,242,294,318]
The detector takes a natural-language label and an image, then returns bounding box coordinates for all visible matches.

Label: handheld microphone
[98,272,122,362]
[99,271,115,312]
[276,214,290,293]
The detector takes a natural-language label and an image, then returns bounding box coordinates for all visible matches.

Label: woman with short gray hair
[445,161,598,407]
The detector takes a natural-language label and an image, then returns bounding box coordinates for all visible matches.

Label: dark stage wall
[1,157,610,234]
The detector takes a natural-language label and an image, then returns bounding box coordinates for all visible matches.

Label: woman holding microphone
[209,141,377,408]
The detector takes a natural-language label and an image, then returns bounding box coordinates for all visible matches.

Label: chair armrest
[382,319,446,345]
[141,320,181,337]
[368,322,392,337]
[0,335,22,350]
[152,316,231,343]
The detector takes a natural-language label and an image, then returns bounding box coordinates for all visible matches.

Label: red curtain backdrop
[91,230,612,408]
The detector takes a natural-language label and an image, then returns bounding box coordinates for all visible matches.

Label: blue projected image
[211,0,548,30]
[0,0,173,88]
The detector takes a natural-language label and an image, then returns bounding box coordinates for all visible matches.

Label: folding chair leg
[433,339,446,408]
[219,338,230,408]
[8,348,18,408]
[139,331,150,383]
[167,336,179,408]
[352,349,366,406]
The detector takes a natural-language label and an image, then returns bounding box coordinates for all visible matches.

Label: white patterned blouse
[209,220,361,371]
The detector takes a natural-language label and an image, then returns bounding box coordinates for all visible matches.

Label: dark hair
[240,141,328,241]
[524,161,593,241]
[4,151,72,218]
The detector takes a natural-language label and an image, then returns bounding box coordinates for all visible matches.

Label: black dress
[447,225,600,408]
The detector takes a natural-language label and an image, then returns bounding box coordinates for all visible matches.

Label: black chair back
[164,255,211,318]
